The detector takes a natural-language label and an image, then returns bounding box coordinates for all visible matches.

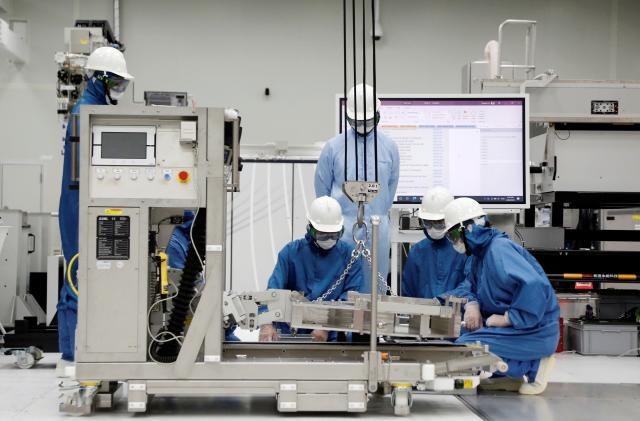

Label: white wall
[1,0,639,211]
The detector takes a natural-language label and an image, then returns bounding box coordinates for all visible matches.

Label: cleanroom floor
[0,353,638,420]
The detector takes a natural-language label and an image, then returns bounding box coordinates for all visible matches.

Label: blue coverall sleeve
[386,142,400,210]
[314,143,333,198]
[490,246,551,330]
[401,248,420,297]
[339,258,365,300]
[266,247,291,290]
[440,258,477,302]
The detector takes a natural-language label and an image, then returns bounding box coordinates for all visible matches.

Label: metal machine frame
[463,19,640,291]
[65,105,503,416]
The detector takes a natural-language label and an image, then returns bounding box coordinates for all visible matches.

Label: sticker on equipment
[96,261,112,270]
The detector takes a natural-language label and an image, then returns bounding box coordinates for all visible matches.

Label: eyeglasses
[97,71,129,93]
[308,225,344,241]
[106,77,129,94]
[421,219,446,230]
[445,225,464,243]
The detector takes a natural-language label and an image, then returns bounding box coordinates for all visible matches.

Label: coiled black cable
[150,208,206,363]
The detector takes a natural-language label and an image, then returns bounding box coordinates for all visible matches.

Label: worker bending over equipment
[259,196,365,342]
[444,197,560,395]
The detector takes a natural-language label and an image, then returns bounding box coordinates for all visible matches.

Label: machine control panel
[89,120,198,201]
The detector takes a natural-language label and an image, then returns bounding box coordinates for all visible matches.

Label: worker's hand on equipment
[486,312,512,328]
[464,302,482,331]
[259,324,279,342]
[311,329,329,342]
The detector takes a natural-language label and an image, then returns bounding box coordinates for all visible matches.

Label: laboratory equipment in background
[59,104,503,416]
[0,210,43,328]
[144,91,189,107]
[0,210,62,368]
[54,20,121,117]
[224,144,320,295]
[463,18,640,352]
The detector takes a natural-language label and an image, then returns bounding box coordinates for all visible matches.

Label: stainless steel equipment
[463,19,640,294]
[0,209,44,328]
[62,105,504,416]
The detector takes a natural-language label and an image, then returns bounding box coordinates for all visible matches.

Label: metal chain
[314,238,394,302]
[315,240,365,302]
[362,247,395,296]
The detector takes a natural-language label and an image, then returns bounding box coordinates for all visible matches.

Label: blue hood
[80,77,109,106]
[464,224,504,257]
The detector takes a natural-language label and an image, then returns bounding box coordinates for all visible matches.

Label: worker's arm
[314,142,333,198]
[266,246,291,291]
[440,258,477,302]
[400,247,420,297]
[259,246,293,341]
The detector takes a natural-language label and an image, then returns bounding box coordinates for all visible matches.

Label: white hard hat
[307,196,344,232]
[419,186,454,221]
[85,46,134,80]
[444,197,487,232]
[346,83,381,121]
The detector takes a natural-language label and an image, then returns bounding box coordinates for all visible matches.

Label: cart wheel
[15,350,36,369]
[391,387,412,416]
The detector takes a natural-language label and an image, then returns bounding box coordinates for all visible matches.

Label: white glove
[464,302,482,331]
[311,329,329,342]
[486,312,512,328]
[259,324,279,342]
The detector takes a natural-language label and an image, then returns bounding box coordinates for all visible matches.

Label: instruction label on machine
[96,215,130,260]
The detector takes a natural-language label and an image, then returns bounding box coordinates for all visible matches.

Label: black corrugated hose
[150,208,206,363]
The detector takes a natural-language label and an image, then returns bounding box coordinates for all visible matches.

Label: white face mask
[452,240,466,254]
[426,227,446,240]
[316,239,337,250]
[109,89,126,100]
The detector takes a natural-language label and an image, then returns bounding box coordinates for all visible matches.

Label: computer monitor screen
[338,96,528,207]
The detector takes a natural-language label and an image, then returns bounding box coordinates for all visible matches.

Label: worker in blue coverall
[165,211,239,341]
[402,187,470,301]
[57,47,133,373]
[315,83,400,285]
[443,197,560,395]
[259,196,365,342]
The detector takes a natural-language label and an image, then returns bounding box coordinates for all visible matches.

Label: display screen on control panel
[101,132,148,159]
[91,125,156,166]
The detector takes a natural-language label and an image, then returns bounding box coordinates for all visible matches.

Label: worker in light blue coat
[57,47,133,372]
[402,187,470,301]
[259,196,365,342]
[444,198,560,395]
[315,83,400,285]
[166,211,239,341]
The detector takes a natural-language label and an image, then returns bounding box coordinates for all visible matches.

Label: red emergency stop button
[178,170,190,183]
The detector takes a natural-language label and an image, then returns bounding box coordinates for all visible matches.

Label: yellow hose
[66,253,79,296]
